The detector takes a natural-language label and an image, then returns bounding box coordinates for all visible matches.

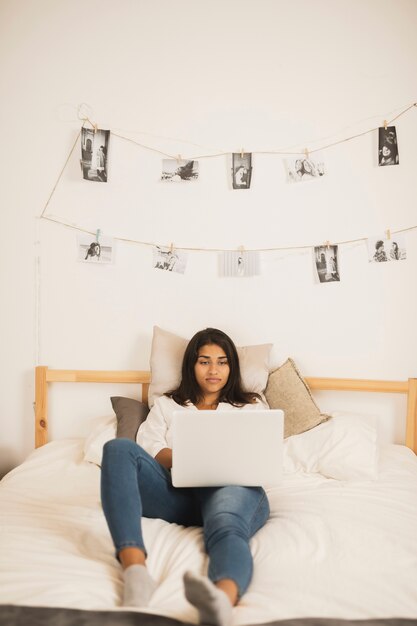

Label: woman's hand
[155,447,173,470]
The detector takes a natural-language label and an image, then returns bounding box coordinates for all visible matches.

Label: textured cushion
[148,326,272,406]
[110,396,150,440]
[264,358,330,438]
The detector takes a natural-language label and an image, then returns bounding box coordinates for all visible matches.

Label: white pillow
[83,415,116,467]
[283,412,379,480]
[148,326,272,407]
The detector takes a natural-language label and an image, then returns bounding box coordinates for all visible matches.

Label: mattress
[1,438,417,625]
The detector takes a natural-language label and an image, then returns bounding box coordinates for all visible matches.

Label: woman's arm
[155,447,172,470]
[137,398,170,459]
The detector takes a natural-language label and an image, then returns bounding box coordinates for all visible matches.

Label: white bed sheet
[1,439,417,624]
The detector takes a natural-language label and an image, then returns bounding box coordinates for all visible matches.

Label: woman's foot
[183,571,233,626]
[122,564,156,607]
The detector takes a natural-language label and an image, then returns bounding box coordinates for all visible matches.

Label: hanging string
[40,213,417,253]
[40,128,82,218]
[77,101,416,159]
[111,129,226,159]
[94,100,417,159]
[38,100,417,252]
[112,132,181,159]
[307,102,417,155]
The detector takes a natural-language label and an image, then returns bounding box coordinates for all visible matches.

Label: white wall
[1,0,417,475]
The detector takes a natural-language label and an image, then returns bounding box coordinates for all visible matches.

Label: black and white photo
[220,250,260,277]
[314,245,340,283]
[286,154,325,183]
[232,153,252,189]
[153,246,188,273]
[378,126,399,166]
[367,235,406,263]
[161,159,199,182]
[77,233,114,264]
[81,128,110,182]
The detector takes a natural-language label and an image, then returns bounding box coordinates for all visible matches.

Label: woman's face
[194,343,230,399]
[303,159,312,173]
[382,145,391,157]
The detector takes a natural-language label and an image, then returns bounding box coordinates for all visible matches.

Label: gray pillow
[110,397,150,440]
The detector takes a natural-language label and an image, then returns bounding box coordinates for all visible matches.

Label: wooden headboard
[34,366,417,454]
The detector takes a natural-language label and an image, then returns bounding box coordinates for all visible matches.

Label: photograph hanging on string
[286,153,325,183]
[313,244,340,283]
[378,126,399,166]
[367,234,406,263]
[153,246,188,273]
[220,250,260,277]
[77,233,114,264]
[81,128,110,182]
[232,153,252,189]
[161,159,199,182]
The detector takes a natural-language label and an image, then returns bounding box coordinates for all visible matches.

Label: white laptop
[171,409,284,487]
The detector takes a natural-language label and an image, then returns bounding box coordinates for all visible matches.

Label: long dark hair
[166,328,260,407]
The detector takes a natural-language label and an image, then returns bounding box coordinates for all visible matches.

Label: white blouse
[137,395,265,459]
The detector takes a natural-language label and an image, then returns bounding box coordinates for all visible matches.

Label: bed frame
[34,366,417,454]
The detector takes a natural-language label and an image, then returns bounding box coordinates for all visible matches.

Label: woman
[101,328,269,626]
[379,143,394,166]
[95,145,106,181]
[373,240,388,262]
[234,165,248,187]
[390,241,400,260]
[84,241,101,261]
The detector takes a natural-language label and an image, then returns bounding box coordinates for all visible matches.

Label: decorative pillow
[264,358,330,438]
[148,326,272,406]
[111,396,149,439]
[283,412,379,480]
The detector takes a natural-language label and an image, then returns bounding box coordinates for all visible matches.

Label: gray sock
[183,571,233,626]
[122,564,157,607]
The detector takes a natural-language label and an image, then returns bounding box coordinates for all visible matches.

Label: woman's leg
[184,485,269,626]
[101,438,201,554]
[201,485,270,596]
[100,438,201,606]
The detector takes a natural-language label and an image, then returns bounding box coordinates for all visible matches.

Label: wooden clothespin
[385,229,391,240]
[324,240,331,249]
[93,123,98,134]
[169,242,174,253]
[240,148,244,159]
[383,120,388,130]
[304,148,309,159]
[95,228,101,242]
[176,154,182,164]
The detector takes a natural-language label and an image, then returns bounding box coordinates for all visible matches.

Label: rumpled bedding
[1,438,417,625]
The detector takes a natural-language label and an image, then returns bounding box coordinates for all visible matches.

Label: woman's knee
[204,509,249,547]
[102,438,144,464]
[103,437,136,453]
[203,486,269,540]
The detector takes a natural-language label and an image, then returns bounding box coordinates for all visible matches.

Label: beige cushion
[264,358,330,438]
[149,326,272,407]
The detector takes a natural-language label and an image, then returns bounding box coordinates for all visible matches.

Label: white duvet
[1,437,417,624]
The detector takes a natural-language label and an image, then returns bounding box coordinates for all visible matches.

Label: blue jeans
[100,438,270,597]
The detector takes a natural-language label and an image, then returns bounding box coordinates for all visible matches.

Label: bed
[1,355,417,626]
